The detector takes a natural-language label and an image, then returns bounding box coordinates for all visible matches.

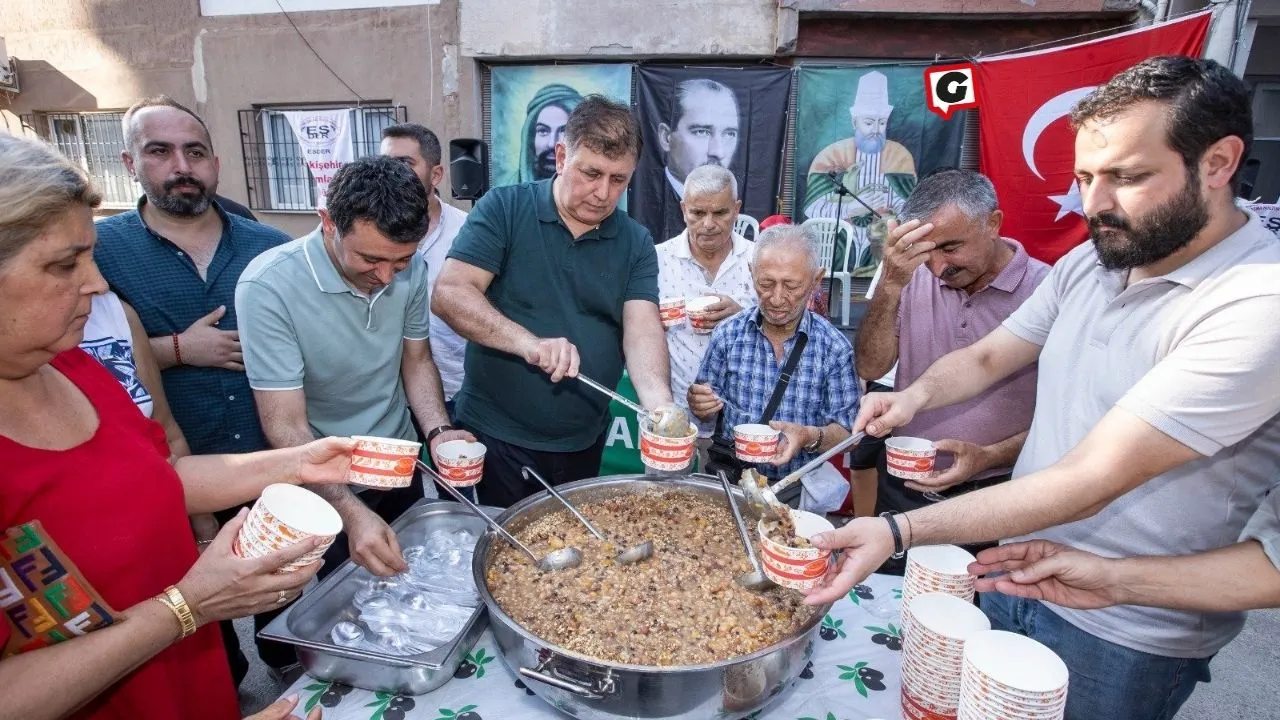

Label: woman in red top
[0,135,352,719]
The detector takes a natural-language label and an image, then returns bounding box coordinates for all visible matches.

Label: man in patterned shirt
[656,165,755,430]
[688,223,861,488]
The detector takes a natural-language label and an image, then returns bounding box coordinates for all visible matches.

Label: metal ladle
[739,431,867,523]
[715,470,775,592]
[414,459,582,572]
[522,467,655,565]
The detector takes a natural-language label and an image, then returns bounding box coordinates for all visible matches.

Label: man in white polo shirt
[807,57,1280,720]
[656,164,755,430]
[237,156,472,579]
[380,123,468,413]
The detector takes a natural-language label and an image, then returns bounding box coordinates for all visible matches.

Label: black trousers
[317,469,427,579]
[463,426,608,509]
[873,450,1010,578]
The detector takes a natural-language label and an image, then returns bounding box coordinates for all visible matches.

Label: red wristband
[172,333,183,365]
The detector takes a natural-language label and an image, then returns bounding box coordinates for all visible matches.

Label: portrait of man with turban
[519,83,585,182]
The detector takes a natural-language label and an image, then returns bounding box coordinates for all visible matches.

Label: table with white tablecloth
[275,574,906,720]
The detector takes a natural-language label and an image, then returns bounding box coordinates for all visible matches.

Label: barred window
[22,111,137,208]
[238,104,408,212]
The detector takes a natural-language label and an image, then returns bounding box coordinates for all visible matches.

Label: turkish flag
[975,12,1211,264]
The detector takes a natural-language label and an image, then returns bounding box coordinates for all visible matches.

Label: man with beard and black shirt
[806,57,1280,720]
[92,96,293,684]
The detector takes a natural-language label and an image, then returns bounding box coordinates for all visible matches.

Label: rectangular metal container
[259,498,495,695]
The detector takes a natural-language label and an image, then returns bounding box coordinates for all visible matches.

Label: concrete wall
[460,0,780,58]
[0,0,477,238]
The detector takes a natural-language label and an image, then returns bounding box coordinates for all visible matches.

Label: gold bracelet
[156,585,197,639]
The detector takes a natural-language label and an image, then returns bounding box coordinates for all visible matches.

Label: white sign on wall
[280,110,354,210]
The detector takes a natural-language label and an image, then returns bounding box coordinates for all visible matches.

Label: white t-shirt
[80,291,154,417]
[864,262,897,388]
[656,230,756,417]
[1003,210,1280,658]
[419,202,470,401]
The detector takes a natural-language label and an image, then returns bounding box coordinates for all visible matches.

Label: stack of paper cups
[959,630,1069,720]
[233,484,343,573]
[899,592,992,720]
[902,545,977,633]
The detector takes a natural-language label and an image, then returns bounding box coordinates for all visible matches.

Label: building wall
[460,0,781,58]
[0,0,476,238]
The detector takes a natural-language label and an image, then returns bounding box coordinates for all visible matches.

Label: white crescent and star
[1022,86,1095,223]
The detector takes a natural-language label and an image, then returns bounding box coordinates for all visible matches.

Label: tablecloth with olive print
[275,574,905,720]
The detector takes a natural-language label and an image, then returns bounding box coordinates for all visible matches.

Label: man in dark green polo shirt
[434,96,674,506]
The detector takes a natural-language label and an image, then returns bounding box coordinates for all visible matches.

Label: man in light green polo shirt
[237,156,471,577]
[434,96,674,507]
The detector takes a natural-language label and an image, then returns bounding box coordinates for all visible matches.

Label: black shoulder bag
[703,334,808,477]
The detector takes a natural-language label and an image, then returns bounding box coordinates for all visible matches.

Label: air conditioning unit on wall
[0,37,19,94]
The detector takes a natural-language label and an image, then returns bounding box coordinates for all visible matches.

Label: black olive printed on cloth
[364,692,417,720]
[818,615,846,641]
[431,705,479,720]
[865,623,902,651]
[303,681,355,712]
[453,648,495,679]
[836,662,886,698]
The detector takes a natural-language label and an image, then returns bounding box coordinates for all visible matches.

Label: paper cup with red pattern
[733,423,780,463]
[435,440,486,487]
[685,295,720,334]
[639,421,697,471]
[347,436,422,489]
[886,436,937,480]
[659,297,687,329]
[757,510,834,590]
[233,484,342,573]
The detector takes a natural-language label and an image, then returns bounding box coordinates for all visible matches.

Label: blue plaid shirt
[94,198,290,454]
[697,306,861,479]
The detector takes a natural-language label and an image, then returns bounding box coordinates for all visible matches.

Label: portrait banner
[792,65,966,278]
[488,64,633,195]
[280,109,354,210]
[632,65,793,243]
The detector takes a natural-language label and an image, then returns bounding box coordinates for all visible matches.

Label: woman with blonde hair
[0,133,349,719]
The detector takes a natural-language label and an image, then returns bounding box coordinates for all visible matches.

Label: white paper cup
[686,295,720,334]
[659,297,686,328]
[733,423,781,463]
[436,440,486,487]
[234,484,343,573]
[886,436,937,480]
[347,435,422,488]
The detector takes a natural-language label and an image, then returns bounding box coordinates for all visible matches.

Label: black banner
[631,65,793,243]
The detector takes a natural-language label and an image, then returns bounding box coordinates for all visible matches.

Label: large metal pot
[472,474,833,720]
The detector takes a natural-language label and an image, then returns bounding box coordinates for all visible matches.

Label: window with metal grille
[21,111,136,208]
[238,104,407,212]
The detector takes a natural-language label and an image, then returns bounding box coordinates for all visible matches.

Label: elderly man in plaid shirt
[688,223,861,506]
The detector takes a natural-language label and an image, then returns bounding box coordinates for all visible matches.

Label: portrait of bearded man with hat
[519,83,585,182]
[804,71,919,272]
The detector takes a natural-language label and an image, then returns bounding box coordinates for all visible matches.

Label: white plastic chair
[801,217,857,325]
[733,213,760,241]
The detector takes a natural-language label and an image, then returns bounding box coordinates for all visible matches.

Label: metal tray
[259,498,498,695]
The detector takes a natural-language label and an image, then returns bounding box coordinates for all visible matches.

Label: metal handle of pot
[414,459,543,567]
[518,663,617,700]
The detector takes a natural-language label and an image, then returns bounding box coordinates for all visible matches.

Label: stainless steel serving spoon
[522,467,655,565]
[415,459,582,572]
[739,431,867,522]
[715,470,776,592]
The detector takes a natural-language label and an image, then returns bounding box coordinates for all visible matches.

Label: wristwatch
[804,426,824,453]
[426,425,454,446]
